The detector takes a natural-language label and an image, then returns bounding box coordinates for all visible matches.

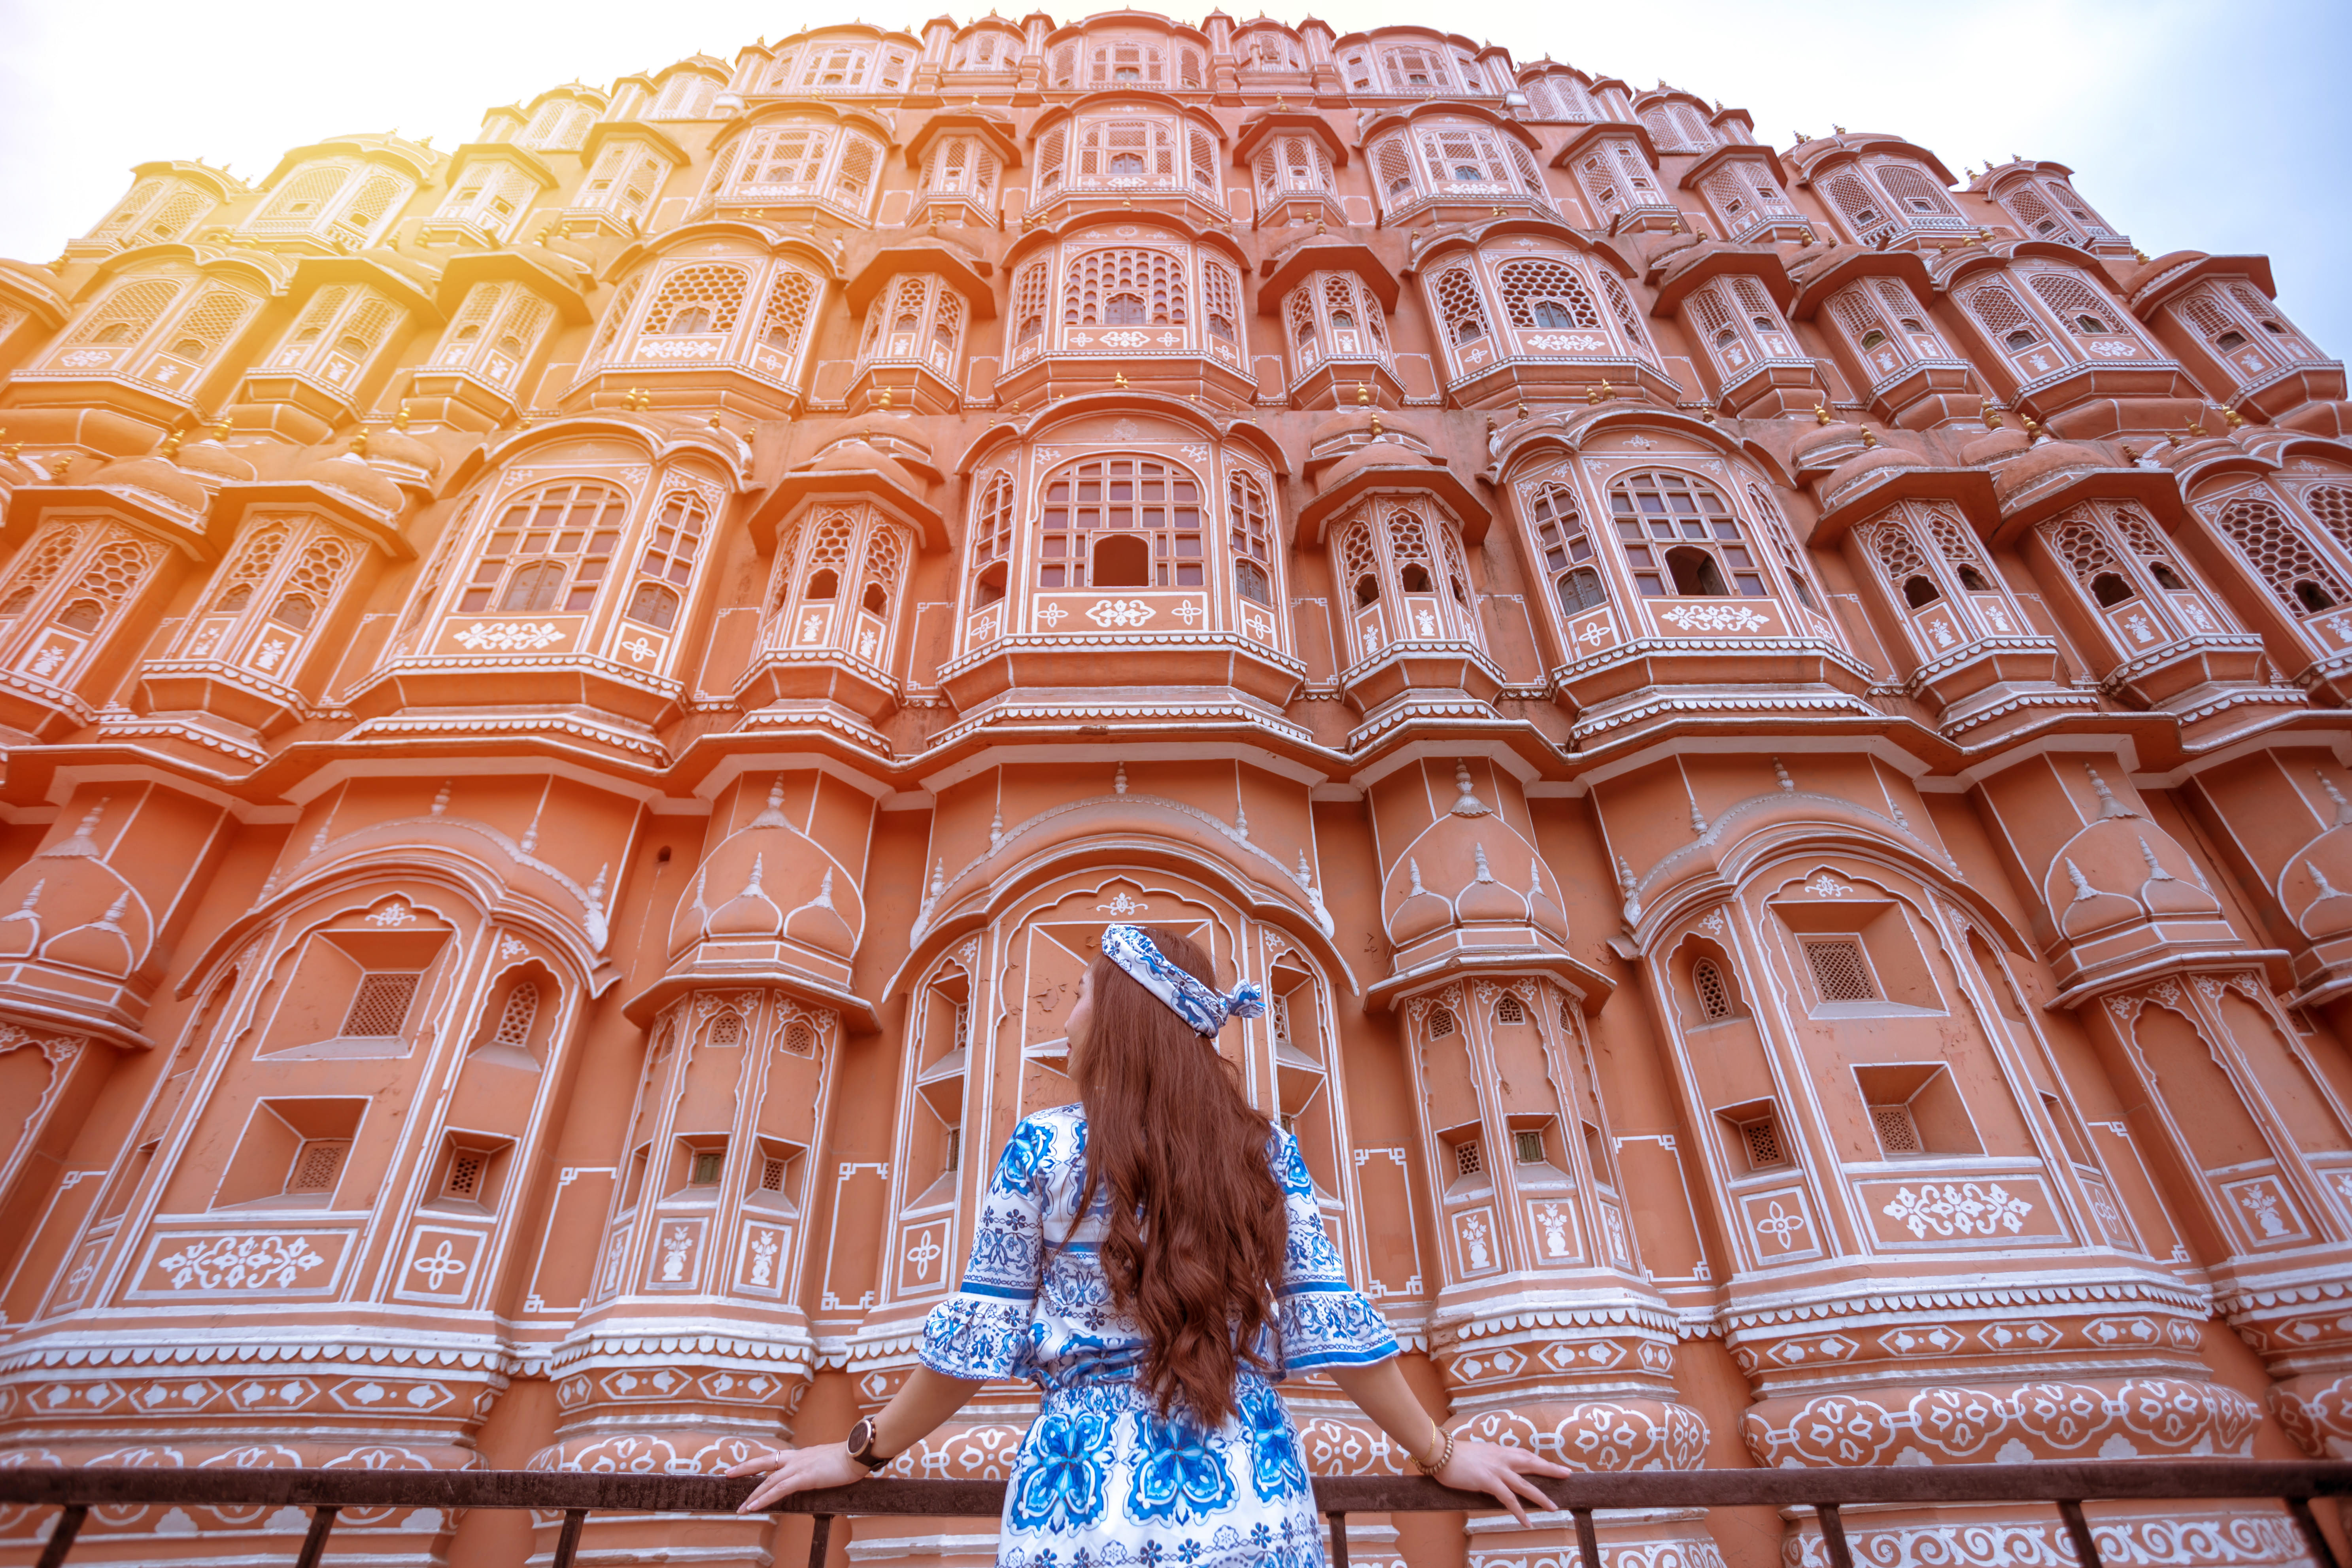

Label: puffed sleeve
[1269,1126,1400,1374]
[918,1114,1059,1381]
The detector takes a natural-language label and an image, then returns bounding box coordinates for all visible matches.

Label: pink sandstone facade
[0,14,2348,1567]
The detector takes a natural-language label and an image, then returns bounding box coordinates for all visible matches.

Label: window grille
[253,166,352,231]
[1610,470,1763,598]
[1738,1116,1784,1169]
[756,270,818,364]
[1497,258,1599,330]
[2213,494,2349,615]
[338,172,409,239]
[1869,520,1931,587]
[1870,1102,1923,1156]
[142,188,212,244]
[1963,282,2035,346]
[91,180,164,240]
[690,1150,724,1184]
[782,1022,816,1056]
[1495,993,1525,1024]
[2305,487,2352,555]
[1803,938,1877,1002]
[2027,271,2124,338]
[1229,472,1273,606]
[646,263,751,336]
[944,1127,962,1172]
[761,1154,790,1191]
[342,972,420,1037]
[1433,267,1489,348]
[1877,164,1954,217]
[1037,456,1203,591]
[1063,247,1187,331]
[1693,959,1731,1020]
[1512,1129,1546,1163]
[1203,261,1241,348]
[444,1147,488,1199]
[459,480,628,615]
[968,472,1014,606]
[1453,1139,1483,1176]
[624,490,709,631]
[2005,183,2063,236]
[1824,171,1886,236]
[709,1012,742,1046]
[160,285,260,365]
[586,274,644,367]
[288,1139,350,1193]
[66,279,182,350]
[493,983,537,1047]
[1427,1006,1457,1037]
[1600,273,1655,363]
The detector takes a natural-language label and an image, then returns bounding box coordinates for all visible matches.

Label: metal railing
[3,1460,2346,1568]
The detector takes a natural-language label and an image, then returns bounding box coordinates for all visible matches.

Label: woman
[730,924,1566,1563]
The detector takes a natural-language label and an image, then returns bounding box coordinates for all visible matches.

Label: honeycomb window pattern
[1870,1102,1923,1156]
[343,972,421,1037]
[645,265,750,336]
[287,1139,351,1194]
[1497,258,1600,331]
[2301,486,2352,555]
[493,983,538,1048]
[1804,938,1878,1003]
[968,472,1015,605]
[460,481,629,616]
[444,1148,489,1199]
[1063,248,1187,331]
[1426,1006,1457,1037]
[1693,958,1731,1020]
[2213,495,2350,616]
[1453,1138,1483,1177]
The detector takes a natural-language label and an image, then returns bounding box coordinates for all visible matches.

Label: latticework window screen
[1803,939,1877,1002]
[288,1140,351,1193]
[1870,1103,1923,1156]
[342,972,420,1037]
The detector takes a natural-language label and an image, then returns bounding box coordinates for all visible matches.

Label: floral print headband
[1100,924,1266,1037]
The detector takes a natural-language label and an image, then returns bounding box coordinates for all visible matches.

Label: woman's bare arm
[728,1367,986,1512]
[1324,1358,1568,1526]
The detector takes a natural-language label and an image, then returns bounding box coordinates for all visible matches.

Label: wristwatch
[845,1415,892,1471]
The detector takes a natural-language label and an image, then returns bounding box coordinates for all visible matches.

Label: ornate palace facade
[0,13,2348,1568]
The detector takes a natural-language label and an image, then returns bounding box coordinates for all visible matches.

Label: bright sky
[2,0,2347,349]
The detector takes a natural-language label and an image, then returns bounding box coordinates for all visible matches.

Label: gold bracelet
[1414,1420,1449,1472]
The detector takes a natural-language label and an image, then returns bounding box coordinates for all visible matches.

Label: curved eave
[1360,100,1542,151]
[91,244,292,296]
[1031,91,1226,138]
[1677,142,1789,193]
[476,417,751,486]
[1785,247,1935,321]
[0,263,70,329]
[1001,207,1243,273]
[1494,405,1795,490]
[442,144,561,191]
[1363,945,1614,1015]
[213,479,415,557]
[1329,25,1481,55]
[1232,110,1351,167]
[1041,12,1213,48]
[899,110,1023,170]
[1989,463,2184,548]
[1649,244,1794,315]
[1548,120,1661,170]
[1931,240,2105,296]
[1257,238,1399,312]
[1789,136,1958,190]
[581,121,693,167]
[844,241,999,317]
[750,469,945,551]
[605,221,845,284]
[1812,464,1997,546]
[434,250,595,323]
[1970,158,2078,195]
[1298,459,1487,546]
[290,254,445,324]
[712,100,897,151]
[623,963,880,1031]
[3,484,217,560]
[130,160,250,202]
[2128,253,2277,314]
[260,136,441,188]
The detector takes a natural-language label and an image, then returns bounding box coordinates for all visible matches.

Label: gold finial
[2133,247,2150,263]
[1598,379,1614,402]
[1492,205,1505,218]
[1115,370,1128,388]
[1356,382,1370,406]
[2020,412,2042,436]
[50,453,72,480]
[518,411,536,429]
[1832,123,1845,135]
[2183,408,2205,439]
[878,385,893,409]
[349,429,370,457]
[1699,406,1715,424]
[394,401,412,432]
[1369,409,1383,438]
[1516,399,1528,420]
[159,429,185,459]
[1274,96,1288,110]
[1980,401,2001,431]
[1586,385,1602,406]
[2222,406,2245,429]
[1315,218,1325,235]
[1860,428,1877,448]
[1812,402,1831,426]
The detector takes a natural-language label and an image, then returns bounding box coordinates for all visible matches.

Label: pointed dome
[1960,425,2033,466]
[1453,842,1529,925]
[363,422,443,482]
[1790,417,1870,473]
[1387,859,1453,944]
[1991,439,2106,507]
[171,435,256,485]
[1817,443,1927,505]
[783,867,856,958]
[708,853,786,937]
[2054,856,2142,939]
[84,455,208,513]
[668,777,866,961]
[296,451,404,514]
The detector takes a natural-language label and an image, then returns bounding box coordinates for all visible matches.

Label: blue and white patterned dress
[920,1105,1399,1568]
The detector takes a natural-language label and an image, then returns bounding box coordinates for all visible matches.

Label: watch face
[848,1416,875,1457]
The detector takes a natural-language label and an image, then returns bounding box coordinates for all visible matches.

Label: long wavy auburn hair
[1070,926,1287,1427]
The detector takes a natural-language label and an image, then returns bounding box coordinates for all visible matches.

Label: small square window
[1870,1103,1923,1157]
[1512,1129,1546,1164]
[690,1150,724,1185]
[342,972,419,1037]
[444,1148,489,1200]
[760,1155,789,1192]
[1454,1139,1483,1177]
[288,1139,350,1193]
[1738,1117,1785,1170]
[1804,939,1878,1002]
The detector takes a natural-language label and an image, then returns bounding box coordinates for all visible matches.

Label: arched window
[858,274,966,375]
[1010,261,1049,363]
[645,264,751,337]
[1254,136,1333,201]
[1527,485,1605,620]
[1333,499,1481,660]
[967,471,1014,611]
[1284,272,1390,371]
[921,135,1001,204]
[458,481,628,617]
[2027,272,2127,340]
[766,502,912,665]
[430,281,553,387]
[1062,247,1188,334]
[1496,259,1599,331]
[1432,267,1490,351]
[493,983,539,1048]
[0,525,166,687]
[727,123,887,217]
[1038,457,1203,590]
[1228,471,1273,606]
[59,278,183,361]
[1693,958,1731,1020]
[617,491,710,632]
[1609,471,1765,599]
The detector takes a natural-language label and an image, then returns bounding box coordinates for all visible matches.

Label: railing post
[551,1508,589,1568]
[2285,1496,2345,1568]
[2056,1500,2104,1568]
[1325,1509,1349,1568]
[807,1512,835,1568]
[1569,1506,1601,1568]
[1816,1503,1855,1568]
[293,1506,338,1568]
[33,1504,85,1568]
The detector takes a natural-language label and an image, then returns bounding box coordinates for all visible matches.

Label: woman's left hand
[1432,1436,1572,1527]
[725,1441,869,1513]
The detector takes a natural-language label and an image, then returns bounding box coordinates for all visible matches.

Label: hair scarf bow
[1101,924,1266,1037]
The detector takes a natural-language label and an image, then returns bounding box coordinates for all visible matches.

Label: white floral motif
[409,1240,467,1292]
[2085,340,2140,357]
[1086,599,1154,629]
[1661,603,1770,633]
[453,622,565,652]
[1754,1201,1807,1248]
[748,1230,779,1287]
[1805,874,1851,898]
[903,1230,945,1282]
[1096,891,1147,916]
[1524,333,1607,352]
[619,635,658,663]
[365,900,415,927]
[1881,1182,2034,1239]
[155,1235,328,1291]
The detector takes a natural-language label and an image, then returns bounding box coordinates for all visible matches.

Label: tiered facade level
[0,14,2350,1568]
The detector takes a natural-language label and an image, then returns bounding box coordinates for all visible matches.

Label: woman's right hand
[1432,1436,1571,1526]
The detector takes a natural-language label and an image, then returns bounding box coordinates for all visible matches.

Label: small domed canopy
[84,455,209,514]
